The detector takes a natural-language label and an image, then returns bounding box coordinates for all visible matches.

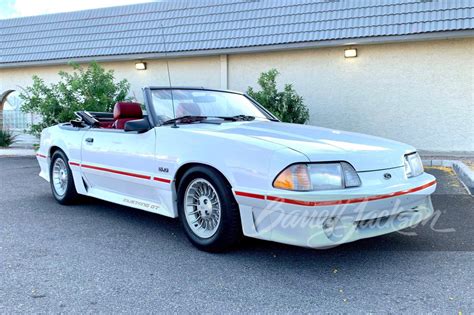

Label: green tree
[20,62,130,135]
[247,69,309,124]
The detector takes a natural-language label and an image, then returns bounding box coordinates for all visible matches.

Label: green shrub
[0,130,17,147]
[20,62,131,136]
[247,69,309,124]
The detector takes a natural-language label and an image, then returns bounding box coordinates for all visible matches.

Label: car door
[80,127,159,203]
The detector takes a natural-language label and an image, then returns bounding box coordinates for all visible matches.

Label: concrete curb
[452,162,474,193]
[423,159,474,194]
[422,159,456,167]
[0,148,36,157]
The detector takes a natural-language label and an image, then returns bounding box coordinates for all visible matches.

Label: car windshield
[150,89,271,123]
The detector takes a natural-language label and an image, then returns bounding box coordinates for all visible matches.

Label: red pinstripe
[80,164,151,180]
[235,191,265,200]
[235,180,436,207]
[153,177,172,183]
[68,162,171,182]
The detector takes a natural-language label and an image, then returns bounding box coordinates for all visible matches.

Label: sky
[0,0,157,19]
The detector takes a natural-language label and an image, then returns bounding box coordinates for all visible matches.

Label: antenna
[160,22,178,128]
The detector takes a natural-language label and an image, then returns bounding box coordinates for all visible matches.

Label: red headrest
[113,102,143,120]
[176,103,201,117]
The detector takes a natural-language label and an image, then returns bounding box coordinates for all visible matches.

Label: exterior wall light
[344,48,357,58]
[135,62,147,70]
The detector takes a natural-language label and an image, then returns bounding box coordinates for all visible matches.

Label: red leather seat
[176,103,201,117]
[112,102,143,129]
[99,121,114,129]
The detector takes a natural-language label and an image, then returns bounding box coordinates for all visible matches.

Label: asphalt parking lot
[0,157,472,313]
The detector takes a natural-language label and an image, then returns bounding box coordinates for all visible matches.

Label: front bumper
[235,172,436,248]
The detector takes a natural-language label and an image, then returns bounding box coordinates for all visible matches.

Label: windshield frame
[143,86,279,126]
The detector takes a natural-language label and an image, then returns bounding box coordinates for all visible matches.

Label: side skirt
[81,187,177,218]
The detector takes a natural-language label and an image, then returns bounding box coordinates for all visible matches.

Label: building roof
[1,0,473,67]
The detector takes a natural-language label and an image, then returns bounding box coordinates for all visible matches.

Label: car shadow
[23,189,472,284]
[68,192,472,257]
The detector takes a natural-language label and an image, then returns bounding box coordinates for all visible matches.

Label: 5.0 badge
[158,167,169,173]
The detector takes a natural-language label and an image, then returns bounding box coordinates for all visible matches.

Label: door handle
[85,138,94,143]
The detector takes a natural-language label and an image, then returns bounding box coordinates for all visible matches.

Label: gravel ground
[0,157,472,313]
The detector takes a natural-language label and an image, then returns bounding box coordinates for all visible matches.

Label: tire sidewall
[50,150,77,204]
[177,166,240,251]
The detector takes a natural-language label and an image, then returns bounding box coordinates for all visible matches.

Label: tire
[49,150,79,205]
[177,166,242,252]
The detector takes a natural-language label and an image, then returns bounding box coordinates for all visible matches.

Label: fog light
[323,217,348,242]
[323,217,338,237]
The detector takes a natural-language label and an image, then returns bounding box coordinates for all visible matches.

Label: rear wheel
[178,166,242,252]
[50,150,79,205]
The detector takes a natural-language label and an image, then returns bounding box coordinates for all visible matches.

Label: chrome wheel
[52,158,68,196]
[184,178,221,239]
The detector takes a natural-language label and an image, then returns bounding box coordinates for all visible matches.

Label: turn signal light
[273,164,311,191]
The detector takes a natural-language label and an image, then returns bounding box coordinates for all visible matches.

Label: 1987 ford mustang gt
[36,87,436,251]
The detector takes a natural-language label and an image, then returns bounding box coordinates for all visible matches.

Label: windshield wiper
[162,114,257,126]
[215,115,256,121]
[161,115,208,126]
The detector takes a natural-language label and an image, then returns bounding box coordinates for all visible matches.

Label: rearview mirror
[124,118,151,133]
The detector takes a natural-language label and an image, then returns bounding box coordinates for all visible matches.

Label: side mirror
[124,118,151,133]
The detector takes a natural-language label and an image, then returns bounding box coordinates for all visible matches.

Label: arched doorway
[0,90,15,130]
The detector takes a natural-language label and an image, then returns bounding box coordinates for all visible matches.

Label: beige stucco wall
[0,55,222,102]
[229,38,474,153]
[1,38,473,152]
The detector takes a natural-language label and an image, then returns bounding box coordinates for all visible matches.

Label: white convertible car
[36,87,436,251]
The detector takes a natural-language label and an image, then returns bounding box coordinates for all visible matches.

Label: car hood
[215,121,415,171]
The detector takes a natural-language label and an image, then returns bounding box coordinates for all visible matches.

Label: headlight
[273,162,361,191]
[404,152,424,178]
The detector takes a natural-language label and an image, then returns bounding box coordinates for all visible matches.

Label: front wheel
[50,150,79,205]
[177,166,242,252]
